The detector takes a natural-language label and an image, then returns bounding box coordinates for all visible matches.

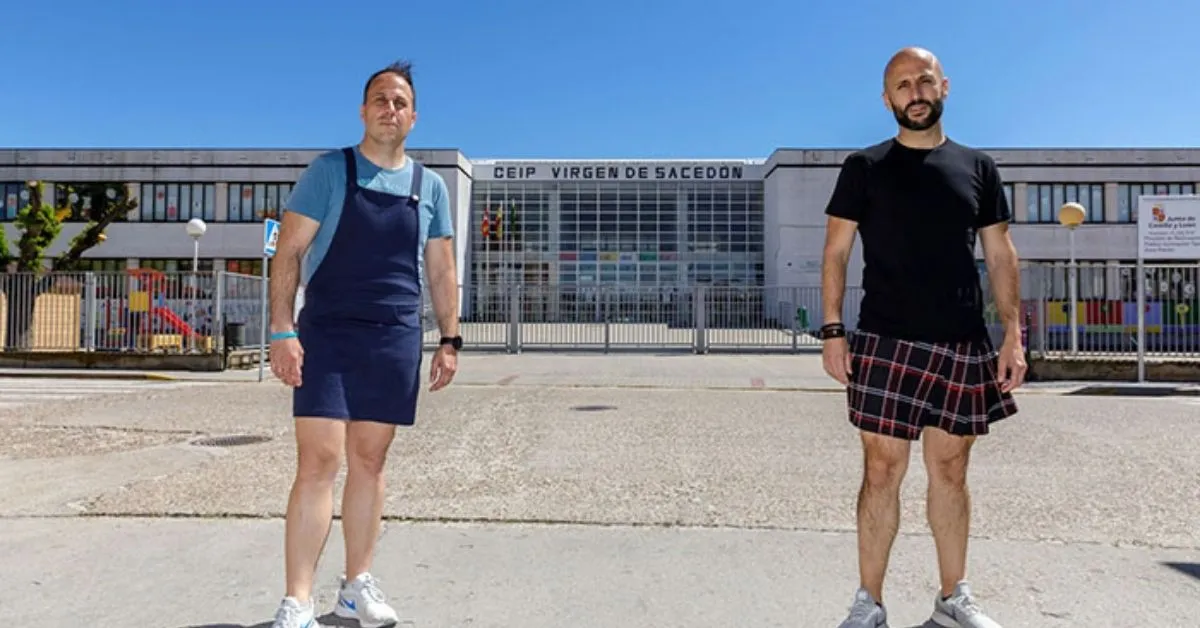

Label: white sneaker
[271,597,321,628]
[931,581,1002,628]
[334,572,400,628]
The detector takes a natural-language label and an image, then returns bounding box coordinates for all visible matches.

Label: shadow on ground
[1163,561,1200,582]
[179,616,928,628]
[180,614,367,628]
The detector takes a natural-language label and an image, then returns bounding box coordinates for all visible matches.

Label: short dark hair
[362,60,416,109]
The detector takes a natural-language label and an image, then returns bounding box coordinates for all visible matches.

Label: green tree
[2,181,137,350]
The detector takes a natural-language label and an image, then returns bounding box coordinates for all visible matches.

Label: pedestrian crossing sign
[263,218,280,257]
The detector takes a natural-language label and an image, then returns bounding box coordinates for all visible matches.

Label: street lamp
[184,218,207,352]
[186,218,207,269]
[1058,202,1086,354]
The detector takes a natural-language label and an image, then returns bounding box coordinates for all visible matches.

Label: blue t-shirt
[284,147,454,289]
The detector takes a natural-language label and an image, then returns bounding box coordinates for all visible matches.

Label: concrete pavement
[0,354,1196,626]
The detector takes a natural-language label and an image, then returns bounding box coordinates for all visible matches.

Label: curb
[1064,385,1200,397]
[452,381,1080,395]
[0,371,179,382]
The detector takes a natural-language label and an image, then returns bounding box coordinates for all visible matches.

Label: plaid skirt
[846,329,1018,440]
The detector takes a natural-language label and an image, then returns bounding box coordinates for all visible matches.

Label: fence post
[507,283,521,354]
[214,271,226,355]
[83,272,97,352]
[791,287,800,353]
[1036,265,1048,355]
[257,269,269,381]
[603,288,611,354]
[694,285,707,354]
[1136,260,1146,382]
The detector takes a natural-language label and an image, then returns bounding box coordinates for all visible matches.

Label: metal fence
[1010,261,1200,360]
[0,269,264,355]
[1,262,1196,364]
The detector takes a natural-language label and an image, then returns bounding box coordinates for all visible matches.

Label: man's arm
[821,153,868,326]
[269,212,320,332]
[980,222,1021,339]
[978,156,1020,340]
[268,153,332,333]
[822,216,858,325]
[424,176,459,339]
[424,236,459,338]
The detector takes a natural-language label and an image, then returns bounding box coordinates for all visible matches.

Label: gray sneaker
[930,581,1001,628]
[837,587,888,627]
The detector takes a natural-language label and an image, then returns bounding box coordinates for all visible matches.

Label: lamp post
[1058,202,1086,354]
[185,218,207,352]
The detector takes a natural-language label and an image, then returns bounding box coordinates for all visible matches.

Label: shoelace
[274,603,305,626]
[947,594,982,617]
[957,596,982,616]
[359,575,387,604]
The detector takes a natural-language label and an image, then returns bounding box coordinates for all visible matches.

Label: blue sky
[4,0,1197,158]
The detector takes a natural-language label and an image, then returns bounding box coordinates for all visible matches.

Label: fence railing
[0,269,264,356]
[1,262,1196,364]
[1009,262,1200,360]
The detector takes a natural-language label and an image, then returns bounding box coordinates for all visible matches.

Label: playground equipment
[126,267,210,351]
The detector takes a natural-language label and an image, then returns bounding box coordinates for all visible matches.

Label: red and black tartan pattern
[846,329,1018,440]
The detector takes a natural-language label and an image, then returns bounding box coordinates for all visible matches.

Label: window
[1025,183,1104,223]
[139,183,217,223]
[224,258,265,276]
[75,259,127,272]
[227,183,293,222]
[1117,183,1196,223]
[139,258,215,272]
[1,182,25,220]
[685,182,764,257]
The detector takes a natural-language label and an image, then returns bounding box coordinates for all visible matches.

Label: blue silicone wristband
[270,330,298,341]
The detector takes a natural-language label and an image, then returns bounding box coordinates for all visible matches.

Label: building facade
[3,147,1198,319]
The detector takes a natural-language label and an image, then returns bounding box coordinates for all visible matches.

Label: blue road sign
[263,218,280,257]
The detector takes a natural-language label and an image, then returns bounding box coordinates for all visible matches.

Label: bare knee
[346,422,396,476]
[294,418,345,486]
[861,434,910,493]
[348,446,389,476]
[923,430,974,488]
[297,442,341,486]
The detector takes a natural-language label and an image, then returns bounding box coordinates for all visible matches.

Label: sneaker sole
[334,604,398,628]
[930,610,961,627]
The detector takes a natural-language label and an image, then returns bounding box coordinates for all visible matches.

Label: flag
[481,205,491,240]
[494,205,504,241]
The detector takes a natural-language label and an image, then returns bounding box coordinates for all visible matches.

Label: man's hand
[429,345,457,391]
[822,337,853,386]
[270,335,304,387]
[995,332,1027,392]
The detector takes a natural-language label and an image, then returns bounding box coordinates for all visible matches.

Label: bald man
[820,47,1022,628]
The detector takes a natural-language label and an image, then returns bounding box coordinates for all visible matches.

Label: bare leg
[856,431,912,603]
[342,420,397,580]
[922,427,975,597]
[285,417,346,602]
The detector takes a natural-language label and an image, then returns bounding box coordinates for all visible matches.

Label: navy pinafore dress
[293,147,426,426]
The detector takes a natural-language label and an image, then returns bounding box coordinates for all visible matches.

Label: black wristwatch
[439,335,463,350]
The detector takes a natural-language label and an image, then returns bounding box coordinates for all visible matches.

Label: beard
[891,97,944,131]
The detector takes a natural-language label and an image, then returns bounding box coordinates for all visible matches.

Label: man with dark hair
[265,59,462,628]
[364,61,415,108]
[821,47,1023,628]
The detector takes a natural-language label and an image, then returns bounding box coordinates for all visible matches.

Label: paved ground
[0,376,219,412]
[0,354,1197,627]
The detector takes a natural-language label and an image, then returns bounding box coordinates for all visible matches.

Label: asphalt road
[0,354,1196,627]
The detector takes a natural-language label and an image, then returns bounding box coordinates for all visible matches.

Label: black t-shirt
[824,138,1011,343]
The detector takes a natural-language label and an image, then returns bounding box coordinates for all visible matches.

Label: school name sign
[1138,195,1200,259]
[476,161,764,182]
